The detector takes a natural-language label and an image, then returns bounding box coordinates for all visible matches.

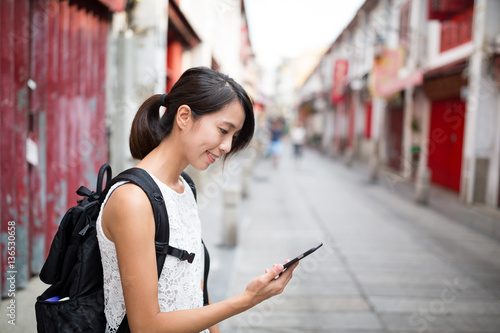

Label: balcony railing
[440,8,473,53]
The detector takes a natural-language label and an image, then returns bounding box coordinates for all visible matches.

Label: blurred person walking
[97,67,298,333]
[290,120,306,167]
[269,119,284,168]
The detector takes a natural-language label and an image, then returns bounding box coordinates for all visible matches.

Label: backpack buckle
[169,247,195,263]
[180,251,196,263]
[157,244,196,264]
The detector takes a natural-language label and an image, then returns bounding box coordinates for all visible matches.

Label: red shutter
[365,102,373,139]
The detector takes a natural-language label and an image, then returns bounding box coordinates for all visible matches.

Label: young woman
[96,67,298,333]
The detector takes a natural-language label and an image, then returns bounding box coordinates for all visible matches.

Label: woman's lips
[207,151,217,163]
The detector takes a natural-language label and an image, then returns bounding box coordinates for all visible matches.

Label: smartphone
[283,242,323,269]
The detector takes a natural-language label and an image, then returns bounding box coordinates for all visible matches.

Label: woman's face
[185,101,245,170]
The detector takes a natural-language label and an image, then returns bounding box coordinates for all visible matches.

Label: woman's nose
[220,136,232,154]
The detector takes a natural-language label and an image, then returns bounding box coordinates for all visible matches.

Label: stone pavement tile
[349,267,465,281]
[380,313,500,332]
[237,230,326,249]
[344,258,457,273]
[361,284,497,299]
[353,273,492,300]
[355,272,474,287]
[369,296,500,315]
[339,251,439,262]
[264,295,371,312]
[223,311,383,332]
[284,277,362,297]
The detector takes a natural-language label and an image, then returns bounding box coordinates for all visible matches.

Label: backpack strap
[181,172,211,306]
[109,168,196,273]
[202,240,210,306]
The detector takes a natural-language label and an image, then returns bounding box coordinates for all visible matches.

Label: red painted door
[428,98,466,192]
[388,106,403,170]
[365,102,372,139]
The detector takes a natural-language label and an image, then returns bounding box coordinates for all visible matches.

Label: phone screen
[283,242,323,269]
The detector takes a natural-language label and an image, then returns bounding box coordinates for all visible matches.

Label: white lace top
[96,172,208,333]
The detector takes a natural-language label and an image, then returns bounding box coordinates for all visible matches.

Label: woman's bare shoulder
[102,183,154,240]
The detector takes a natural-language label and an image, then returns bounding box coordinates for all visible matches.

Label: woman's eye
[220,128,228,135]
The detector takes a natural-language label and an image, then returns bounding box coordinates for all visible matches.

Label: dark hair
[129,67,255,160]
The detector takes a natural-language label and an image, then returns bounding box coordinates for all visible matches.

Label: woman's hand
[242,262,298,307]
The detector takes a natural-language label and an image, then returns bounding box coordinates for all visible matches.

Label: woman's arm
[200,281,220,333]
[102,184,297,333]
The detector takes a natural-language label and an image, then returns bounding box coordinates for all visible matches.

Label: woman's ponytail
[129,94,164,160]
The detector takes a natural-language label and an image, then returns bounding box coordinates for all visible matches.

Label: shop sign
[330,59,349,104]
[369,48,405,98]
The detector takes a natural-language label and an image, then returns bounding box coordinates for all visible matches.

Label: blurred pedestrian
[290,120,306,167]
[269,119,284,168]
[97,67,298,333]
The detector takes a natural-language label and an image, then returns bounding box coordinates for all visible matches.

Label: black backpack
[35,164,210,333]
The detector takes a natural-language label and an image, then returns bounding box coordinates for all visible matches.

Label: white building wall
[107,0,168,173]
[462,0,500,205]
[107,0,253,177]
[462,0,488,204]
[484,0,500,207]
[181,0,243,80]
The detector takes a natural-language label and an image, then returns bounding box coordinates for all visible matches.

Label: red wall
[0,0,110,296]
[364,102,372,139]
[167,37,183,92]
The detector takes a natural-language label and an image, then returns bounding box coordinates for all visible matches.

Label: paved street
[2,143,500,332]
[217,143,500,332]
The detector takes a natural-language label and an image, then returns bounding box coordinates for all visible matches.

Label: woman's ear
[176,105,192,130]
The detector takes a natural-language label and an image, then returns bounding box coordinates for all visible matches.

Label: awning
[169,0,201,48]
[377,71,424,98]
[98,0,126,12]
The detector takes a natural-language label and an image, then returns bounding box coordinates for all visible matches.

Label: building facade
[107,0,256,177]
[0,0,255,296]
[297,0,500,211]
[0,0,126,297]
